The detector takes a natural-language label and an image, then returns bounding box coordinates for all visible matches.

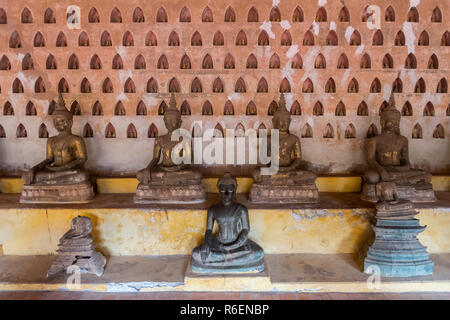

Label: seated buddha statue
[361,92,436,202]
[249,94,319,203]
[134,94,205,203]
[191,173,264,273]
[20,93,94,203]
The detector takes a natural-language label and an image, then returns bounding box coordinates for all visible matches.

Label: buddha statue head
[272,94,291,133]
[164,94,182,133]
[381,92,401,135]
[52,93,73,133]
[217,173,237,205]
[70,216,93,237]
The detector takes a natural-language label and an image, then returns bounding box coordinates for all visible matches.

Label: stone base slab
[0,254,449,293]
[134,183,206,204]
[361,183,436,203]
[249,183,319,204]
[20,183,94,204]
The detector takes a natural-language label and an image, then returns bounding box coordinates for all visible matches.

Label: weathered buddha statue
[361,92,436,202]
[134,93,205,203]
[249,94,319,203]
[20,93,94,203]
[191,173,264,273]
[47,216,106,277]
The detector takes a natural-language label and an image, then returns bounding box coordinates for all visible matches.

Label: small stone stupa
[47,216,106,277]
[364,182,434,277]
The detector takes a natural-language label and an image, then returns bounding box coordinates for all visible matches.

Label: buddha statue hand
[45,164,70,172]
[379,168,393,182]
[138,168,152,185]
[219,230,249,251]
[23,168,35,185]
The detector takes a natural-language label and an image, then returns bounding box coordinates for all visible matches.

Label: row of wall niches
[0,120,446,140]
[0,5,445,24]
[0,74,447,94]
[5,29,450,48]
[0,51,447,70]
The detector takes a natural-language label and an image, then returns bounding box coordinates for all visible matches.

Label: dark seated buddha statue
[191,173,264,273]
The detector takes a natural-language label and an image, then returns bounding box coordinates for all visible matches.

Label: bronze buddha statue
[361,92,436,202]
[249,94,319,203]
[20,93,94,203]
[134,93,205,203]
[191,173,264,273]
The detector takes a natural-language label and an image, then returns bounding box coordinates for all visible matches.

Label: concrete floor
[0,253,449,293]
[0,291,449,300]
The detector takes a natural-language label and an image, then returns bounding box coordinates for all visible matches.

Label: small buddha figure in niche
[191,173,264,273]
[20,93,94,203]
[361,92,436,202]
[249,94,319,203]
[135,94,205,203]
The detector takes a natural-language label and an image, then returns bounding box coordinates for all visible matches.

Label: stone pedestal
[20,182,94,204]
[185,260,270,291]
[249,183,319,204]
[364,199,434,277]
[361,183,436,203]
[134,183,206,204]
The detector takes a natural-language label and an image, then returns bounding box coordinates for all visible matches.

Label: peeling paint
[318,0,327,6]
[260,21,275,39]
[403,22,416,54]
[409,0,420,7]
[344,26,355,44]
[107,281,183,292]
[329,21,336,30]
[280,20,291,30]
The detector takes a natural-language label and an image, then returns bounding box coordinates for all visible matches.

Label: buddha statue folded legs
[249,94,319,204]
[361,92,436,203]
[134,94,205,204]
[20,94,94,204]
[191,174,265,274]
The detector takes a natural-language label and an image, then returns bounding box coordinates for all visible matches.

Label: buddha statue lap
[361,92,436,203]
[191,173,264,273]
[20,93,94,203]
[134,94,205,203]
[249,94,319,203]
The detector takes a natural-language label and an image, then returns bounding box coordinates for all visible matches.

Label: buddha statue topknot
[20,93,94,203]
[134,93,205,203]
[361,92,436,202]
[249,94,319,203]
[191,173,264,273]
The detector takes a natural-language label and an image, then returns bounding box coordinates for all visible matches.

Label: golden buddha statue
[361,92,436,202]
[249,94,319,203]
[134,94,205,203]
[20,93,94,203]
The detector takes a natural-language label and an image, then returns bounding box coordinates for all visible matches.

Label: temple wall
[0,0,448,176]
[0,207,449,255]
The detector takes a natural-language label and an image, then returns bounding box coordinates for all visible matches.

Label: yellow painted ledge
[0,175,448,193]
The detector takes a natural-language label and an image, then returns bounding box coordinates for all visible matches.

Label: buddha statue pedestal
[361,91,436,203]
[20,181,94,204]
[361,179,436,203]
[364,193,434,277]
[191,174,265,274]
[249,168,319,204]
[20,93,94,204]
[47,216,106,277]
[134,167,206,204]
